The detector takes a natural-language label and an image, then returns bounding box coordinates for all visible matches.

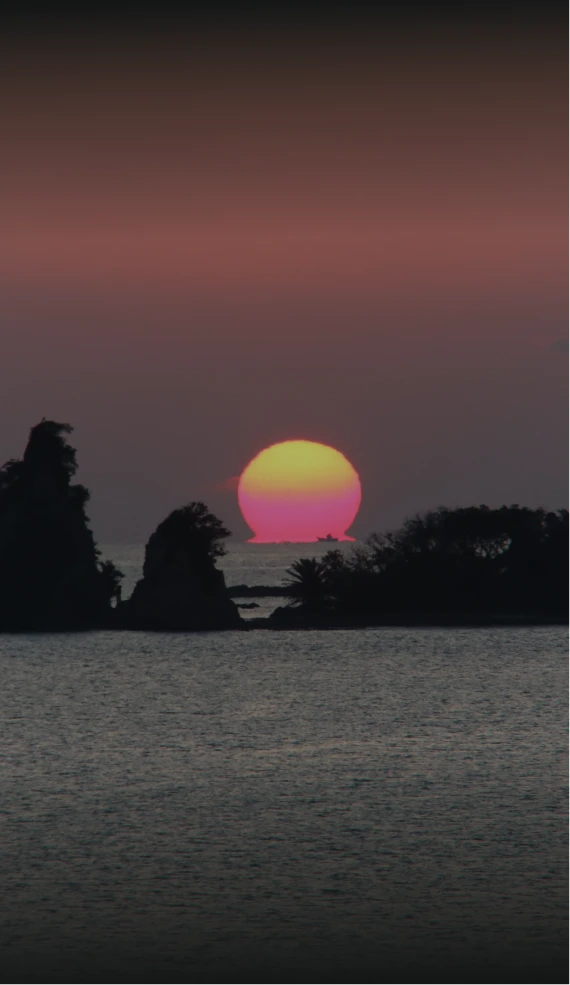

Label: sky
[0,6,567,542]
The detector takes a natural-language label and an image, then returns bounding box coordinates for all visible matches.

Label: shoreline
[247,613,570,630]
[0,615,566,634]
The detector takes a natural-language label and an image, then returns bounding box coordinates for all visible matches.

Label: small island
[263,505,568,629]
[116,503,242,631]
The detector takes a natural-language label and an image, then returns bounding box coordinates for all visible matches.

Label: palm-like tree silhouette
[284,557,326,609]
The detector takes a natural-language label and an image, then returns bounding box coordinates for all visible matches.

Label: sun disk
[238,440,361,543]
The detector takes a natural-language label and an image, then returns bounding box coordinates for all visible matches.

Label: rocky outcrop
[0,420,122,630]
[117,504,242,631]
[228,583,295,597]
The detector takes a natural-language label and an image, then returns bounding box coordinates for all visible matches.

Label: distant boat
[317,534,339,542]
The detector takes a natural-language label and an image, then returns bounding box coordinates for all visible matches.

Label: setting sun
[238,440,361,543]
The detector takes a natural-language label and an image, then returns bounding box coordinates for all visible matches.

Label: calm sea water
[0,545,567,980]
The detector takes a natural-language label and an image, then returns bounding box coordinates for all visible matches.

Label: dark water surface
[1,627,567,981]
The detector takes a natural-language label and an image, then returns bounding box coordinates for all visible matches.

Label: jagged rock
[0,420,122,630]
[117,503,242,631]
[228,583,294,597]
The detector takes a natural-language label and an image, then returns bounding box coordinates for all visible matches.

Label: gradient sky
[0,7,567,542]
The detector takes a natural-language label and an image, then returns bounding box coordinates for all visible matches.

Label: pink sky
[0,21,566,541]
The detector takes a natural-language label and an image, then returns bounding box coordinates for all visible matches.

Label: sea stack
[117,502,242,630]
[0,420,122,630]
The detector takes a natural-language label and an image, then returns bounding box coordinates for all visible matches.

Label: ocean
[1,544,567,980]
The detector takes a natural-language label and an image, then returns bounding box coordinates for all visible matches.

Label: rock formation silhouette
[0,420,122,630]
[117,502,242,630]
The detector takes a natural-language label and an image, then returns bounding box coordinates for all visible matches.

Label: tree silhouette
[285,557,327,610]
[280,505,568,624]
[98,559,124,606]
[147,501,232,577]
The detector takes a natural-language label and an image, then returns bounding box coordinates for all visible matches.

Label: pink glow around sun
[238,440,361,543]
